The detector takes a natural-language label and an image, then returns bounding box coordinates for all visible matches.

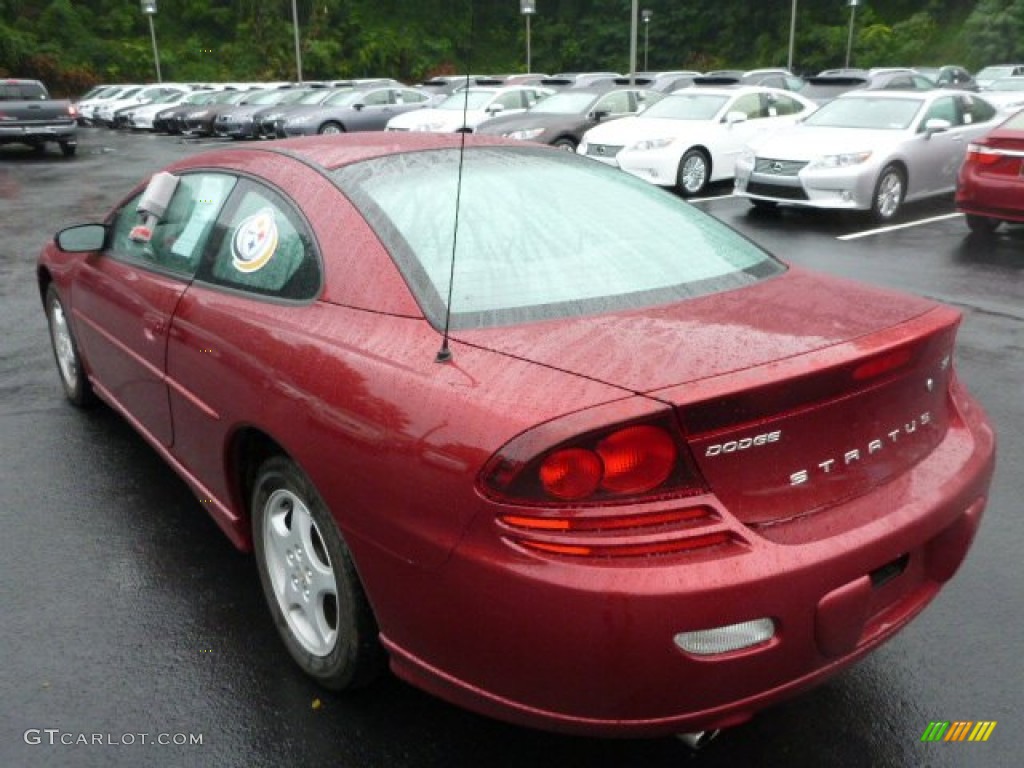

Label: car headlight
[810,151,872,169]
[188,110,209,119]
[578,141,588,154]
[505,128,545,141]
[629,137,674,151]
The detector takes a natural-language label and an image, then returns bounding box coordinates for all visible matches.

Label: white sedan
[734,90,1003,222]
[577,86,817,196]
[385,85,554,132]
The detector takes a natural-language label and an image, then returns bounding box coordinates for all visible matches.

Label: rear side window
[960,95,996,125]
[199,182,320,300]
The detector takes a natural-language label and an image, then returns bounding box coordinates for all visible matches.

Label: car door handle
[144,313,166,340]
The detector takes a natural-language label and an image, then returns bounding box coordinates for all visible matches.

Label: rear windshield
[332,147,782,330]
[0,82,47,100]
[804,96,923,129]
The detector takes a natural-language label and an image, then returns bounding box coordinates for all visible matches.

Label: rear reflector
[674,618,775,656]
[852,347,912,381]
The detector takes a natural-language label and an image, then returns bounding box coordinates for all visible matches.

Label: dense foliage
[0,1,1014,96]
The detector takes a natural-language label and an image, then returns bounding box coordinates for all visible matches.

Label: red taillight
[597,425,676,493]
[538,426,678,500]
[853,347,913,381]
[481,413,707,506]
[539,448,602,500]
[68,105,78,118]
[965,143,1001,166]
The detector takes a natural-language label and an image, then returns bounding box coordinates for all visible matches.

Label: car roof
[166,133,518,175]
[832,89,934,101]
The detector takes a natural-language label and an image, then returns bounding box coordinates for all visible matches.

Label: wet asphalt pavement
[1,129,1021,767]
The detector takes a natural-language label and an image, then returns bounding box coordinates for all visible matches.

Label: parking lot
[1,128,1021,767]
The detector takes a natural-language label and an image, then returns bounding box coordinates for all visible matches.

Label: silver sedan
[734,90,1003,222]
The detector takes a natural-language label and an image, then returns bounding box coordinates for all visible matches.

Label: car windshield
[528,91,599,114]
[977,66,1016,81]
[153,91,185,104]
[803,96,923,129]
[640,93,730,120]
[300,88,340,104]
[245,89,288,105]
[324,89,369,106]
[986,78,1024,92]
[438,90,498,111]
[211,90,243,103]
[333,147,782,330]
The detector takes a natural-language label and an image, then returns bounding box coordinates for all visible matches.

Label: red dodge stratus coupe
[38,133,995,739]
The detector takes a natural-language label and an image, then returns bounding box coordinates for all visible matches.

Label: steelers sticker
[231,208,279,273]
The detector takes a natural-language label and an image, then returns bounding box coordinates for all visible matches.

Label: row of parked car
[73,65,1024,226]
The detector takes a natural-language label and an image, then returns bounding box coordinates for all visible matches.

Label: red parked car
[38,134,995,739]
[956,108,1024,233]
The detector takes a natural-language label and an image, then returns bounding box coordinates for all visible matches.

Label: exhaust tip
[676,730,720,751]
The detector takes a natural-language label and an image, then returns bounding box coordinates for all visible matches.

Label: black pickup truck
[0,79,78,157]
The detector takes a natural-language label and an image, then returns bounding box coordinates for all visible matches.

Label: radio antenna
[436,3,475,364]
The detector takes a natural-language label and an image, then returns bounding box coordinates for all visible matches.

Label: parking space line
[837,213,962,241]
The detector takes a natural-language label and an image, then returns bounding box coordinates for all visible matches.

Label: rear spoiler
[691,75,742,86]
[805,75,869,86]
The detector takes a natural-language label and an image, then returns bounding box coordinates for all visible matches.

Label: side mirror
[591,109,612,122]
[724,110,748,125]
[485,103,505,114]
[924,117,952,135]
[56,223,107,252]
[353,103,365,111]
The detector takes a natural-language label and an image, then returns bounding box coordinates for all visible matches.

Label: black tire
[965,213,1000,235]
[45,284,95,407]
[870,164,905,224]
[59,142,76,158]
[676,148,710,197]
[552,137,577,151]
[318,122,344,135]
[251,456,385,690]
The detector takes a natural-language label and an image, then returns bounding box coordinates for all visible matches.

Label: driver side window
[107,173,237,277]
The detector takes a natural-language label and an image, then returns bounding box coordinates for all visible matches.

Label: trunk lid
[455,268,958,526]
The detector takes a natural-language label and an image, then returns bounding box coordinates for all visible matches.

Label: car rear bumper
[956,168,1024,222]
[0,124,76,144]
[364,384,995,737]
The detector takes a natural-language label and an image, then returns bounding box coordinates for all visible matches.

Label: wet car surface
[1,129,1020,767]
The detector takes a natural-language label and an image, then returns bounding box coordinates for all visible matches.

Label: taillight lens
[539,448,602,500]
[597,425,676,493]
[481,415,706,506]
[965,143,1001,166]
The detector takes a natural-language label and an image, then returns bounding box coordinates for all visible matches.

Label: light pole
[139,0,162,83]
[521,1,536,74]
[642,9,652,71]
[787,0,797,71]
[629,0,638,84]
[291,0,303,82]
[845,0,860,69]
